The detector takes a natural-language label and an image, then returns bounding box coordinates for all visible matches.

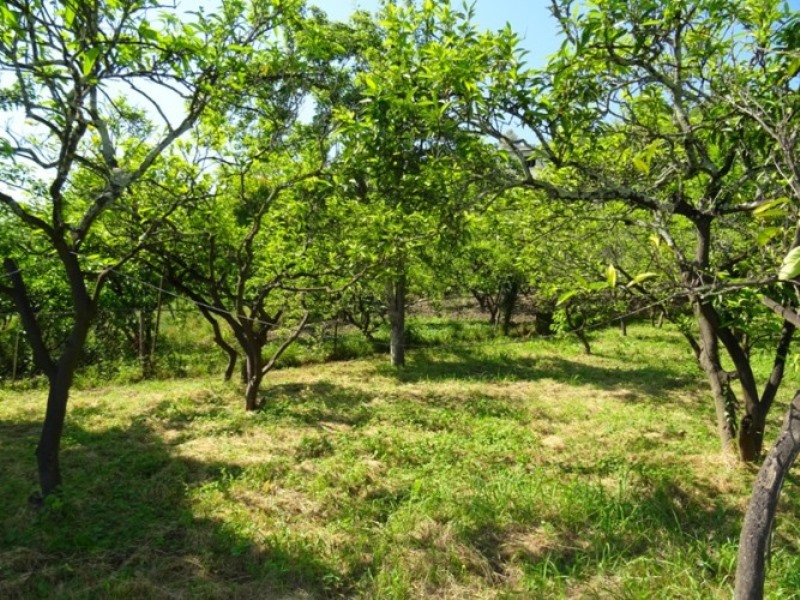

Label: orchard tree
[331,0,513,366]
[712,3,800,596]
[474,0,799,462]
[151,83,373,409]
[155,154,332,410]
[0,0,297,500]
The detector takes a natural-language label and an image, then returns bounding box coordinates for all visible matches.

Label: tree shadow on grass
[377,346,701,402]
[0,416,354,599]
[451,464,766,594]
[261,381,376,429]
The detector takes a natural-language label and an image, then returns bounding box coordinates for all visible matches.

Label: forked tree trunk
[36,316,91,498]
[197,305,239,382]
[387,272,406,367]
[739,321,794,462]
[735,391,800,599]
[5,258,92,500]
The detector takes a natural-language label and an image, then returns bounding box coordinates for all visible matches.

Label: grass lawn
[2,323,800,598]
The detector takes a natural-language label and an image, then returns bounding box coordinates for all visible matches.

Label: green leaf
[138,21,159,42]
[778,246,800,281]
[63,4,75,28]
[626,272,658,287]
[606,263,617,288]
[753,197,789,219]
[0,5,17,28]
[757,227,781,247]
[784,56,800,83]
[557,290,579,306]
[82,47,101,76]
[631,156,648,175]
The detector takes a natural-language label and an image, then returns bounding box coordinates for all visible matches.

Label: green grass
[2,323,800,598]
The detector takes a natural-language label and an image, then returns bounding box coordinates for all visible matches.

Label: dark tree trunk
[575,329,591,355]
[690,216,739,454]
[534,311,553,335]
[35,311,91,498]
[37,373,69,497]
[738,410,765,464]
[244,351,263,411]
[738,321,795,462]
[565,308,590,354]
[735,391,800,600]
[197,305,239,383]
[500,281,520,337]
[4,258,90,500]
[138,310,155,379]
[387,272,406,367]
[619,318,627,337]
[224,351,238,383]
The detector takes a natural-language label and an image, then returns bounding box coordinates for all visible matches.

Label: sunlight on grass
[2,323,800,598]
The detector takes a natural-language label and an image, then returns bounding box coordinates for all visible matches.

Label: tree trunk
[243,351,263,411]
[695,302,737,452]
[689,217,741,455]
[738,321,795,462]
[224,351,238,383]
[37,373,69,498]
[575,329,591,355]
[735,391,800,600]
[500,281,519,337]
[619,318,627,337]
[11,327,20,381]
[4,257,89,501]
[36,316,90,499]
[197,305,239,383]
[387,272,406,367]
[738,410,766,464]
[138,310,155,379]
[565,308,590,354]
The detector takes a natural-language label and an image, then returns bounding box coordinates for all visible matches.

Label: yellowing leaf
[557,289,578,306]
[606,263,617,288]
[753,198,789,219]
[626,272,658,287]
[778,246,800,281]
[632,155,649,175]
[757,227,781,247]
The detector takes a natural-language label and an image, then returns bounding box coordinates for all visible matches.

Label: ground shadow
[377,346,701,402]
[261,381,375,428]
[458,466,745,587]
[0,416,352,599]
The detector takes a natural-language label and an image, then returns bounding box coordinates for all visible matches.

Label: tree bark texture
[735,391,800,600]
[387,272,406,367]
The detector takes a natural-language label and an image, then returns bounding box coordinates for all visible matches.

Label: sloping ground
[2,324,799,599]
